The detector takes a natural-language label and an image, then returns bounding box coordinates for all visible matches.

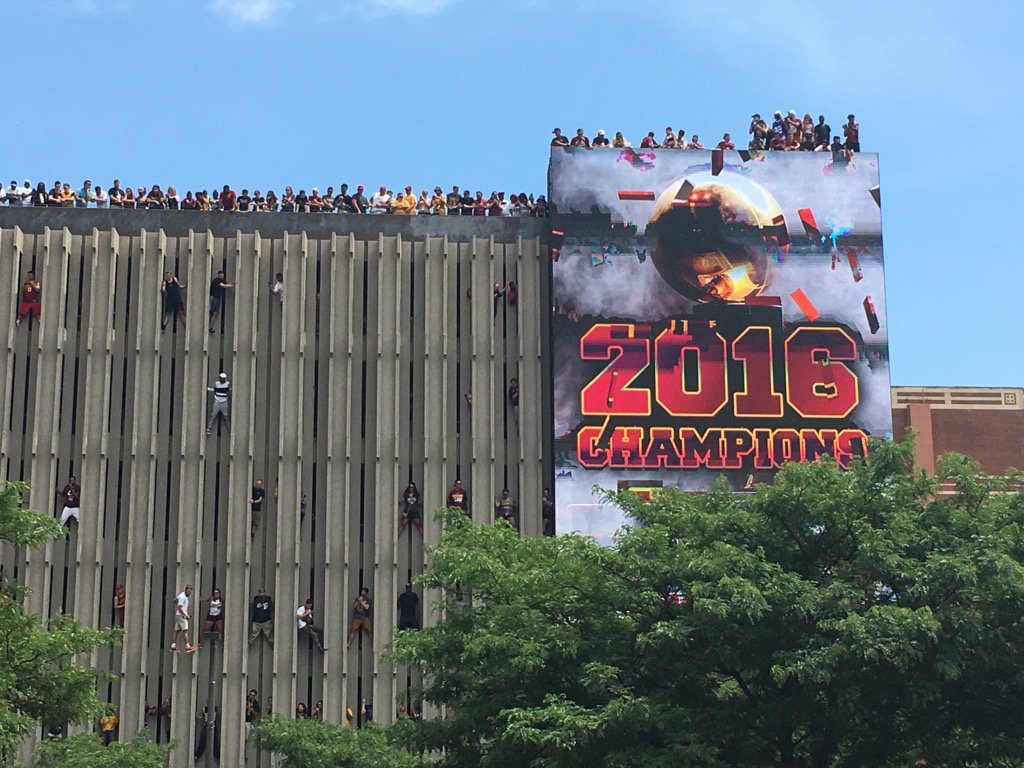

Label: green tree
[0,482,123,761]
[392,439,1024,767]
[254,717,430,768]
[28,732,169,768]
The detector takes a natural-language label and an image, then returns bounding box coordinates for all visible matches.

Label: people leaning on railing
[0,178,549,217]
[552,111,861,154]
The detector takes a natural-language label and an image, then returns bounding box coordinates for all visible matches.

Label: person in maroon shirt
[716,133,736,150]
[58,475,81,526]
[446,480,470,515]
[843,114,860,152]
[219,185,237,211]
[472,192,488,216]
[640,132,659,149]
[569,128,590,148]
[16,271,41,326]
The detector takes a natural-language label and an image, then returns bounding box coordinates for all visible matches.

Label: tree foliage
[0,482,123,761]
[254,717,430,768]
[391,439,1024,767]
[27,732,169,768]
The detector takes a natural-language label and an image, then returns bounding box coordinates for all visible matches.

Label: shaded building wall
[891,387,1024,474]
[0,208,552,765]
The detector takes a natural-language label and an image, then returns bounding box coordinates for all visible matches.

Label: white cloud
[66,0,133,13]
[209,0,455,24]
[210,0,293,24]
[371,0,455,12]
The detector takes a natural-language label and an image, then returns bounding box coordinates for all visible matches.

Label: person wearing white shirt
[206,372,231,436]
[296,599,324,651]
[271,272,284,304]
[4,180,26,206]
[92,186,109,208]
[170,584,196,652]
[19,180,33,206]
[368,185,391,214]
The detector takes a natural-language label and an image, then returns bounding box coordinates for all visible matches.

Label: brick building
[891,386,1024,474]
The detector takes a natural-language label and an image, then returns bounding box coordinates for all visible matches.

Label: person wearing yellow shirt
[99,709,118,746]
[430,186,447,215]
[60,183,76,207]
[392,186,416,215]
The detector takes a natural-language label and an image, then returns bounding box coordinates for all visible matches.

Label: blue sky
[2,1,1021,387]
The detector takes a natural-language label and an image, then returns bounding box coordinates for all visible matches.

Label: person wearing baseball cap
[206,372,231,436]
[592,129,610,147]
[351,185,367,213]
[393,185,416,215]
[550,128,569,147]
[749,114,769,150]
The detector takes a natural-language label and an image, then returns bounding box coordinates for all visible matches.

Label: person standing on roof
[206,372,231,436]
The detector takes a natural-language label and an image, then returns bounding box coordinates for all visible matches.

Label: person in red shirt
[16,271,41,326]
[843,114,860,152]
[472,192,488,216]
[446,480,470,516]
[716,133,735,150]
[569,128,590,148]
[219,184,237,211]
[640,132,659,149]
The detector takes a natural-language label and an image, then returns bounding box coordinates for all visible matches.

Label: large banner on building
[549,147,892,542]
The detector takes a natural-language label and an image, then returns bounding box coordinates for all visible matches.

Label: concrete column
[272,232,306,723]
[324,232,354,722]
[518,236,544,537]
[75,228,116,649]
[372,234,401,719]
[25,227,71,615]
[907,403,936,474]
[119,228,163,737]
[222,230,260,762]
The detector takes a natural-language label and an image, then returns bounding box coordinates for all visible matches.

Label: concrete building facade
[0,208,552,765]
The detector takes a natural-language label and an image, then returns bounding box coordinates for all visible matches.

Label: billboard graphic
[549,148,891,543]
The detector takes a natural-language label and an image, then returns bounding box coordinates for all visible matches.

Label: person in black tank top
[199,587,224,647]
[161,271,186,330]
[397,482,423,537]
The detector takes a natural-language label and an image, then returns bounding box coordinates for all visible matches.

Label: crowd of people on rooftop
[553,111,861,154]
[0,180,548,217]
[1,115,862,220]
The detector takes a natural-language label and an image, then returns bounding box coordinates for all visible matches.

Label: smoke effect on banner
[549,148,892,544]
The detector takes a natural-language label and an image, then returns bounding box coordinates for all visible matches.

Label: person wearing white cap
[206,372,231,436]
[592,129,610,147]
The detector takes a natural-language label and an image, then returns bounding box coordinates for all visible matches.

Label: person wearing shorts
[198,587,224,647]
[347,588,372,649]
[494,488,519,530]
[16,271,41,326]
[208,270,233,333]
[397,482,423,537]
[170,584,196,652]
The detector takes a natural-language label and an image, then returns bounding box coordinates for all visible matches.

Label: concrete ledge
[0,207,548,241]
